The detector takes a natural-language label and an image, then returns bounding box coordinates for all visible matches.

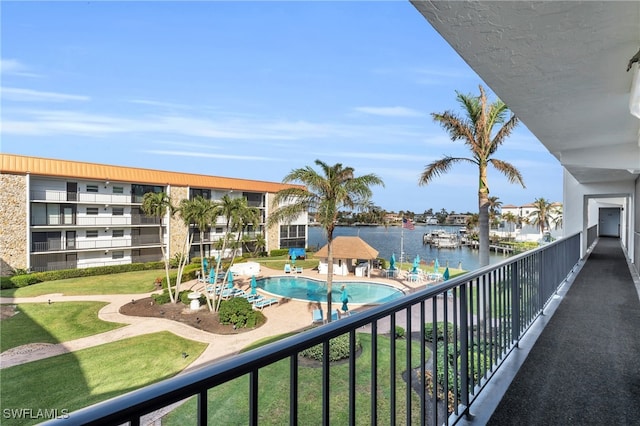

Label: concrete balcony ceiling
[411,1,640,183]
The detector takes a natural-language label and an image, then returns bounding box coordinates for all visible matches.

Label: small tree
[141,192,175,303]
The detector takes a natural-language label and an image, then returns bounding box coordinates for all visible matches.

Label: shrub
[300,334,362,362]
[152,290,172,305]
[394,326,406,339]
[269,249,289,257]
[424,322,456,343]
[218,298,263,329]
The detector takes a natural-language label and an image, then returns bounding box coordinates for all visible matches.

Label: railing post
[511,262,520,346]
[459,283,470,412]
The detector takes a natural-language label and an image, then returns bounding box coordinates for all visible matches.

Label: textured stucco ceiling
[411,1,640,184]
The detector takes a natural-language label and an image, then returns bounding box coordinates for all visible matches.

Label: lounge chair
[253,298,279,310]
[330,309,339,321]
[311,309,324,324]
[284,264,292,273]
[295,266,303,274]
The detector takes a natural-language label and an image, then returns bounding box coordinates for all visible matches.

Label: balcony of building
[43,228,638,425]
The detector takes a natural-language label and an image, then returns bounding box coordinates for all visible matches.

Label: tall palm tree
[419,85,525,266]
[528,197,554,236]
[268,160,384,322]
[180,196,219,310]
[141,191,175,303]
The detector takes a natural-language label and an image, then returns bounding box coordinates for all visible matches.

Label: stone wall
[264,193,280,254]
[0,173,27,275]
[168,186,189,259]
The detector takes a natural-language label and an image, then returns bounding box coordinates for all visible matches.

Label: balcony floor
[466,237,640,424]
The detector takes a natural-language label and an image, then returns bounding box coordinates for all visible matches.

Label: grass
[251,256,320,272]
[0,332,207,426]
[163,333,426,425]
[0,302,126,352]
[0,269,161,297]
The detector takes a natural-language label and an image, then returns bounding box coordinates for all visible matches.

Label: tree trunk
[159,220,175,303]
[478,167,490,267]
[326,234,334,322]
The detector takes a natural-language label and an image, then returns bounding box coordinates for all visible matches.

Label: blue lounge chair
[284,264,292,273]
[311,309,324,324]
[253,298,278,310]
[330,309,340,321]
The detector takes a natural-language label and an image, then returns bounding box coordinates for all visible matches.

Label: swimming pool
[256,276,404,304]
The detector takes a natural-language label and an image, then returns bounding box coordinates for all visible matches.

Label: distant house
[446,214,470,225]
[314,236,379,277]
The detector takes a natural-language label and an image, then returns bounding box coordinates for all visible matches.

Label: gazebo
[314,236,379,277]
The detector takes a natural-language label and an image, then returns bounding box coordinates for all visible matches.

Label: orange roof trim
[0,154,301,193]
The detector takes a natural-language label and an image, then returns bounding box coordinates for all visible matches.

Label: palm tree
[487,196,502,229]
[419,85,525,266]
[141,191,175,303]
[268,160,384,322]
[528,197,554,236]
[180,196,219,310]
[550,204,563,230]
[502,212,518,240]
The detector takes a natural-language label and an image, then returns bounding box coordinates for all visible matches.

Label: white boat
[423,229,460,248]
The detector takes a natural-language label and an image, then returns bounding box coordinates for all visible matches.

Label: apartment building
[0,154,307,275]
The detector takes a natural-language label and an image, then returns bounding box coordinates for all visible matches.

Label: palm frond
[419,156,475,185]
[489,158,526,187]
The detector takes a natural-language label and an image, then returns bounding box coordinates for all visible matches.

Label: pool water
[256,276,404,304]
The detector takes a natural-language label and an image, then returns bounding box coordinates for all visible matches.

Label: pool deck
[0,265,437,371]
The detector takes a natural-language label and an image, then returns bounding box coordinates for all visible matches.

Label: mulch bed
[119,297,258,335]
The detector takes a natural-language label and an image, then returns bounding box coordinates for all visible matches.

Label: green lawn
[1,302,126,352]
[164,333,426,425]
[0,270,161,297]
[0,332,207,426]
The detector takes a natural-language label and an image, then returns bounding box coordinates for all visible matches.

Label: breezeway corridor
[481,237,640,425]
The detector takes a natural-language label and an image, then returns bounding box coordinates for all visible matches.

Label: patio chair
[284,264,292,273]
[311,309,324,324]
[330,309,340,321]
[253,298,279,310]
[296,266,303,274]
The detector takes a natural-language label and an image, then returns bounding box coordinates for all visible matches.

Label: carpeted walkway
[489,237,640,425]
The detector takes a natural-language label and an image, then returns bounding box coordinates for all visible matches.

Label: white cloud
[128,99,192,109]
[0,59,41,77]
[354,106,423,117]
[2,87,90,102]
[144,150,281,162]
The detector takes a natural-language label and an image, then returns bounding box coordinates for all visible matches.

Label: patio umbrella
[291,257,296,268]
[389,253,396,270]
[250,275,257,295]
[434,258,440,274]
[443,267,450,281]
[341,287,349,312]
[226,270,234,288]
[412,256,419,273]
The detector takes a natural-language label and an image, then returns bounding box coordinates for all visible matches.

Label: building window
[86,185,99,193]
[113,186,124,194]
[86,230,98,238]
[112,251,124,259]
[112,230,125,238]
[112,207,124,216]
[86,207,99,215]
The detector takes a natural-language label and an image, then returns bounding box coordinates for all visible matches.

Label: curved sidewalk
[0,266,426,370]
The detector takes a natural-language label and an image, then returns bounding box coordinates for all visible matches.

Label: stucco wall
[0,173,28,275]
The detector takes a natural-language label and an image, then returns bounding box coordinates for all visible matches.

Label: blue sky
[1,1,562,213]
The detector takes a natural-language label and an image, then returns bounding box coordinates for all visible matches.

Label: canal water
[308,225,509,272]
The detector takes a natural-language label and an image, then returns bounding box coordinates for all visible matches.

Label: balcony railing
[46,233,581,426]
[32,236,161,252]
[30,190,135,204]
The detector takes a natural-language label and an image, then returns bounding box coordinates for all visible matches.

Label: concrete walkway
[0,266,429,370]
